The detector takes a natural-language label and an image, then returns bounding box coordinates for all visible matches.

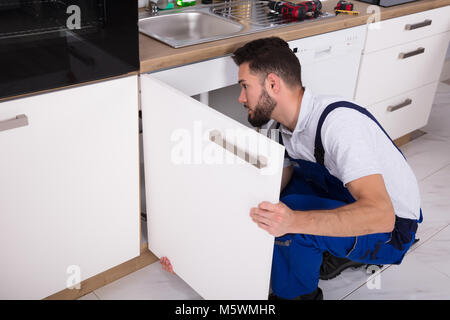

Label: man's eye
[242,84,247,89]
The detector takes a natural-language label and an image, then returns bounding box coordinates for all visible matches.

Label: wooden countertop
[139,0,450,73]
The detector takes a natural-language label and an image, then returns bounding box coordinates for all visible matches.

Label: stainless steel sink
[139,0,334,48]
[139,11,245,48]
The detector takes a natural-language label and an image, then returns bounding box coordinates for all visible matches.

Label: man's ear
[265,73,281,94]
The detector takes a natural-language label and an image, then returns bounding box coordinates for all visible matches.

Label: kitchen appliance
[0,0,139,100]
[356,0,418,7]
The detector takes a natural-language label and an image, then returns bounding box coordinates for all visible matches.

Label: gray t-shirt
[262,88,421,220]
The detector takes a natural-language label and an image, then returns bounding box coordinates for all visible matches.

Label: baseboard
[394,133,412,147]
[44,243,157,300]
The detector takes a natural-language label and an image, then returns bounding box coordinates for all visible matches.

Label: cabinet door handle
[405,19,432,30]
[209,130,267,169]
[387,98,412,112]
[0,114,29,132]
[399,47,425,59]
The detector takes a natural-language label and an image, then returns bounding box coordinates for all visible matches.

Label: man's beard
[247,88,276,127]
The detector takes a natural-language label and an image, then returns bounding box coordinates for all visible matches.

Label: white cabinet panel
[366,81,438,140]
[364,6,450,54]
[140,74,284,299]
[289,25,366,100]
[0,76,140,299]
[355,31,450,106]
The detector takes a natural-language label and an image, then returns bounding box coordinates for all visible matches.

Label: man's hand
[250,201,295,237]
[160,256,174,274]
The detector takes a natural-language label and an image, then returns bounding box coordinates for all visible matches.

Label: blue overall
[272,101,423,299]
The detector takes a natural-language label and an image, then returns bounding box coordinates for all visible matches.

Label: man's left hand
[250,201,295,237]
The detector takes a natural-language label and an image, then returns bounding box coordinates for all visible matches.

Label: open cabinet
[140,74,285,300]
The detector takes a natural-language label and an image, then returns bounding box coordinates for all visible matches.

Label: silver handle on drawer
[0,114,29,132]
[405,19,432,30]
[399,47,425,59]
[209,130,267,169]
[387,98,412,112]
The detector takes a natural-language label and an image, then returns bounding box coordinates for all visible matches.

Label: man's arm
[250,173,395,237]
[280,165,293,192]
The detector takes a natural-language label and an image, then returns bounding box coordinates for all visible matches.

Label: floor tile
[413,225,450,279]
[422,82,450,139]
[93,261,203,300]
[319,265,388,300]
[344,251,450,299]
[400,133,450,181]
[417,163,450,225]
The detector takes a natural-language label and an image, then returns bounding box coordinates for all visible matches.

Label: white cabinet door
[0,76,140,299]
[140,74,285,300]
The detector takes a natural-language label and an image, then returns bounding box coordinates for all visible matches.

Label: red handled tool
[268,0,323,20]
[334,0,354,11]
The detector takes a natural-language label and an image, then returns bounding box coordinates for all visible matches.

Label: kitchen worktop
[139,0,450,73]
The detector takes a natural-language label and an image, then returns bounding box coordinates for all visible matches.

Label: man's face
[238,63,276,127]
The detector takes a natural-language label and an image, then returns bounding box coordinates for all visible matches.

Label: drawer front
[366,82,438,140]
[365,5,450,53]
[355,31,450,106]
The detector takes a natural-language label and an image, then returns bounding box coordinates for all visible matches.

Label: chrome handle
[405,19,432,30]
[387,98,412,112]
[209,130,267,169]
[399,47,425,59]
[0,114,29,132]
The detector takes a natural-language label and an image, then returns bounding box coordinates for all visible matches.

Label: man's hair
[232,37,303,88]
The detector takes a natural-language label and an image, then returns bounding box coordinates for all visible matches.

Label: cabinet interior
[192,84,253,128]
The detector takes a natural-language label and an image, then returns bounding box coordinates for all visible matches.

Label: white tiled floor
[80,81,450,300]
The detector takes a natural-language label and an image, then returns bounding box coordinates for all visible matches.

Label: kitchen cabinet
[0,75,140,299]
[355,6,450,140]
[140,26,365,299]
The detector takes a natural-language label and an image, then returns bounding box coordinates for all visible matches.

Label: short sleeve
[321,109,383,185]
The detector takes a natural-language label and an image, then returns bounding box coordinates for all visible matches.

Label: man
[236,36,422,300]
[162,37,422,300]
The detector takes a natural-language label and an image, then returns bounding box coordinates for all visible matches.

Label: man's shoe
[268,287,323,300]
[320,251,364,280]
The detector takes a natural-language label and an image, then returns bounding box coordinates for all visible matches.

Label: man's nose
[238,89,247,105]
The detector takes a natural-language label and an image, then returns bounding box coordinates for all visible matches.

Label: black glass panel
[0,0,139,100]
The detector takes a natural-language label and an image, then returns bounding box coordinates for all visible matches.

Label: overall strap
[314,101,406,167]
[275,122,290,159]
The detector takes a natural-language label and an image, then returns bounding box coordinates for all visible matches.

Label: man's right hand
[160,256,174,274]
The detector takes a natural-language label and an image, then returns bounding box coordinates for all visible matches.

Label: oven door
[0,0,139,100]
